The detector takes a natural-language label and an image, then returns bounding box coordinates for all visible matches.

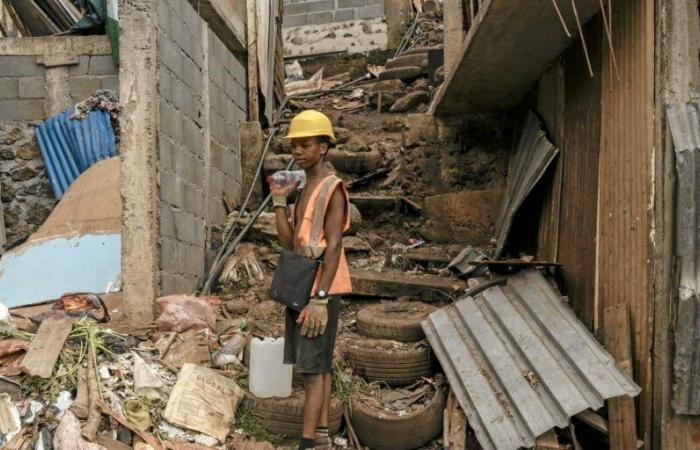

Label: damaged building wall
[0,36,117,243]
[282,0,388,57]
[157,0,245,295]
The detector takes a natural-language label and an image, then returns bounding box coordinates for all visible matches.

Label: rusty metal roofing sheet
[421,269,640,450]
[493,111,559,257]
[667,101,700,415]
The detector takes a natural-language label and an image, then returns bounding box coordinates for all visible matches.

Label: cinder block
[18,77,46,99]
[356,4,384,18]
[159,99,184,143]
[181,57,203,98]
[366,0,384,5]
[182,117,203,156]
[210,140,223,167]
[335,9,355,21]
[160,204,176,237]
[159,37,185,78]
[179,241,205,276]
[307,11,334,25]
[0,56,44,77]
[173,209,205,246]
[160,271,195,296]
[159,170,185,209]
[283,14,307,27]
[182,181,205,218]
[159,236,179,271]
[163,0,180,16]
[0,78,19,99]
[157,0,173,34]
[159,135,176,171]
[181,0,202,35]
[0,99,45,121]
[69,76,101,102]
[100,75,119,92]
[173,143,204,187]
[158,66,174,100]
[88,55,118,76]
[285,0,334,14]
[68,55,90,76]
[338,0,365,8]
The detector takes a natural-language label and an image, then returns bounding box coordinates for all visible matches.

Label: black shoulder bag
[270,249,323,312]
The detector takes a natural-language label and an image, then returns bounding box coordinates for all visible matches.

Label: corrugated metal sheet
[494,111,559,257]
[36,107,116,198]
[556,16,603,329]
[422,269,641,450]
[598,0,654,442]
[667,101,700,415]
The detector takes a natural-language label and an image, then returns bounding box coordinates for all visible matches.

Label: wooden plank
[349,268,463,301]
[604,304,638,450]
[446,389,467,450]
[245,0,259,121]
[444,0,465,74]
[20,316,74,378]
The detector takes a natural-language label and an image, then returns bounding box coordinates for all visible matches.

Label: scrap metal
[422,269,640,450]
[667,101,700,415]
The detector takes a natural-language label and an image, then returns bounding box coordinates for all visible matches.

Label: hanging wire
[571,0,594,77]
[598,0,621,82]
[551,0,573,38]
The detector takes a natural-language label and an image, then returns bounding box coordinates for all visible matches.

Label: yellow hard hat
[285,110,336,143]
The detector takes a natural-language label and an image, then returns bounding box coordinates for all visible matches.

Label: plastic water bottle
[249,337,292,398]
[267,170,306,189]
[212,333,246,368]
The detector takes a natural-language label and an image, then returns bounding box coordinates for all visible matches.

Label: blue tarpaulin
[36,108,116,198]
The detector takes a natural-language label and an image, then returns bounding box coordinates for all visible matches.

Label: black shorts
[283,296,341,374]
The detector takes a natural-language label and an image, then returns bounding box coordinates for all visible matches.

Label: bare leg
[302,374,325,439]
[317,373,332,427]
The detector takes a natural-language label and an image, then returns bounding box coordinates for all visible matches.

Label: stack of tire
[346,302,446,450]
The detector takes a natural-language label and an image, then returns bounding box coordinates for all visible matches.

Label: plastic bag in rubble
[0,302,16,334]
[155,295,220,333]
[53,410,107,450]
[133,353,165,400]
[212,333,247,368]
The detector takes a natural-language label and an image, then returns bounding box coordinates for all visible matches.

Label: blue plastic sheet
[36,108,116,198]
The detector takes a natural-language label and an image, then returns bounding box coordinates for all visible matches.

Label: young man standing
[269,110,352,450]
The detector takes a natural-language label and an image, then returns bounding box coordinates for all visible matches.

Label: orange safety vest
[294,175,352,295]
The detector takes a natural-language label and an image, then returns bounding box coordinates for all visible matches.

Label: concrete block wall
[0,54,117,122]
[207,29,245,228]
[157,0,245,295]
[283,0,385,28]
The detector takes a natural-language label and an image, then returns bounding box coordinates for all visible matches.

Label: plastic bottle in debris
[211,333,246,368]
[267,170,306,189]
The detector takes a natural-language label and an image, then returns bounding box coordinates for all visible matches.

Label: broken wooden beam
[349,195,421,219]
[603,304,638,450]
[349,269,463,301]
[20,316,73,378]
[574,409,644,449]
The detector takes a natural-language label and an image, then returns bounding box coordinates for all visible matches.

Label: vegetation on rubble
[20,317,124,400]
[234,404,284,445]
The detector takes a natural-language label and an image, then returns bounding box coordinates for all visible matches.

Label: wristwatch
[315,289,328,300]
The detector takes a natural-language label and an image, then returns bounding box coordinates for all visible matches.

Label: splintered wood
[20,316,73,378]
[604,304,638,450]
[444,389,467,450]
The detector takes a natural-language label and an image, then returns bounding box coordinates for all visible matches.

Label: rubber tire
[350,385,445,450]
[346,343,433,386]
[356,302,437,342]
[251,394,343,438]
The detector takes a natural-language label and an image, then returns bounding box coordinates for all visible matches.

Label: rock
[0,149,14,160]
[378,66,422,81]
[370,79,406,93]
[371,91,403,110]
[390,91,430,113]
[412,78,430,92]
[335,127,351,144]
[348,202,362,235]
[10,166,37,182]
[248,301,281,320]
[343,135,369,152]
[343,236,371,253]
[382,117,404,132]
[264,153,295,173]
[365,233,385,248]
[421,188,505,244]
[26,202,53,226]
[16,143,40,160]
[1,182,15,202]
[224,299,250,315]
[1,128,23,145]
[327,149,382,175]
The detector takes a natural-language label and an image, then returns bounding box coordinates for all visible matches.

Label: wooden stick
[81,346,101,441]
[550,0,572,37]
[604,304,637,450]
[571,0,594,77]
[246,0,259,121]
